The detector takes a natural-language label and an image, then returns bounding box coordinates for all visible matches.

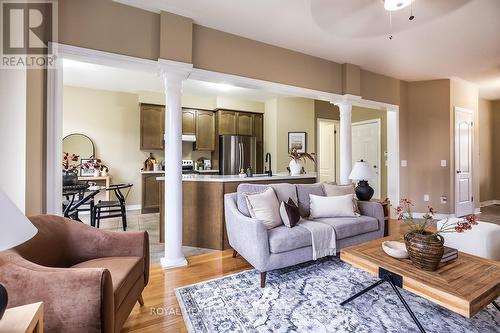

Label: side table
[0,302,43,333]
[371,199,390,236]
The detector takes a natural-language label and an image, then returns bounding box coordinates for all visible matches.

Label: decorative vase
[404,232,444,271]
[355,180,374,201]
[289,159,302,176]
[101,169,108,177]
[62,170,78,186]
[93,169,101,177]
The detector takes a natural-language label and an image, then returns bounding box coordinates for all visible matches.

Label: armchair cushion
[71,256,144,310]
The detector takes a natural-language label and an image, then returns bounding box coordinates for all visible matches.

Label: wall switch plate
[441,160,447,167]
[401,160,407,167]
[424,194,430,202]
[441,196,447,204]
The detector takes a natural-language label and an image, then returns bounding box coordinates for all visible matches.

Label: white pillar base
[160,256,188,269]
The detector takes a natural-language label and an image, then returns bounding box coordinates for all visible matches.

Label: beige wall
[352,106,388,199]
[63,86,149,206]
[406,80,451,213]
[160,11,192,63]
[493,100,500,200]
[265,98,316,173]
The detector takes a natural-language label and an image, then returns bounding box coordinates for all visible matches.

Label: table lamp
[0,190,38,320]
[349,160,376,201]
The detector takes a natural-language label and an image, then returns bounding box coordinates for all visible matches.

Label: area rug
[175,257,499,333]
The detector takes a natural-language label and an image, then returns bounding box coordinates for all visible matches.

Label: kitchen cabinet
[237,112,253,136]
[182,109,197,135]
[140,104,164,150]
[253,113,264,173]
[141,173,160,213]
[195,110,216,151]
[217,110,237,135]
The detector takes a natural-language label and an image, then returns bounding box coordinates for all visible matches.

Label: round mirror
[63,133,95,160]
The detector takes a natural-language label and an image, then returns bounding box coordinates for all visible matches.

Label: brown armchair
[0,215,149,333]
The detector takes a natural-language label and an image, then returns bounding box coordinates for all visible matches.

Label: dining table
[62,183,106,226]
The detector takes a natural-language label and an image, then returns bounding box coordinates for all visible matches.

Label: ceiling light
[205,82,238,91]
[384,0,412,12]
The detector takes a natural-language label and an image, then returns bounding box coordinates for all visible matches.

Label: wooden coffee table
[340,235,500,333]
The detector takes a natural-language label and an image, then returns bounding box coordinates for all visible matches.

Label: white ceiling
[62,59,286,101]
[115,0,500,100]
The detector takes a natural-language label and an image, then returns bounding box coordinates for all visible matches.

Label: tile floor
[79,210,217,263]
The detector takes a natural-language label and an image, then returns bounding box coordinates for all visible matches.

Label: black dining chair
[93,183,133,231]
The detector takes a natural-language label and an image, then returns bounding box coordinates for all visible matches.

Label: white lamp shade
[349,160,375,181]
[0,190,37,252]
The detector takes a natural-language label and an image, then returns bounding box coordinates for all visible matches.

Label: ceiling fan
[384,0,415,39]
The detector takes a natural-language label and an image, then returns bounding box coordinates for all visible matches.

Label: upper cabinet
[237,113,253,136]
[140,104,164,150]
[253,113,263,141]
[217,110,237,135]
[195,111,216,151]
[182,109,197,135]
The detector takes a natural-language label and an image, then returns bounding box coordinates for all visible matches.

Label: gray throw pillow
[296,183,325,217]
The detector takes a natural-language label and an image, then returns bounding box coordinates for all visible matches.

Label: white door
[318,119,337,182]
[455,108,474,217]
[352,120,381,199]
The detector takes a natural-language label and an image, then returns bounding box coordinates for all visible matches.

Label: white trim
[316,118,339,183]
[480,200,500,207]
[387,107,400,206]
[352,119,382,199]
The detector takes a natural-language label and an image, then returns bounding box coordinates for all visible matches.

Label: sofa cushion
[296,183,325,217]
[72,256,144,309]
[312,216,379,240]
[244,187,283,229]
[237,183,298,216]
[268,225,312,253]
[323,183,360,214]
[309,194,357,218]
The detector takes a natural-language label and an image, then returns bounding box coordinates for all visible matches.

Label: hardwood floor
[122,219,406,332]
[122,250,251,332]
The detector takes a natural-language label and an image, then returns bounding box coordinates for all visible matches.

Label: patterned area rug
[176,257,499,333]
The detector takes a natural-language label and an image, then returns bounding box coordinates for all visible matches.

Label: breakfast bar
[157,174,316,250]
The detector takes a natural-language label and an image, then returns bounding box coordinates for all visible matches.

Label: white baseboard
[480,200,500,207]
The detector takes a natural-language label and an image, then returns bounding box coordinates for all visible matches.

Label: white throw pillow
[309,194,356,219]
[244,187,282,229]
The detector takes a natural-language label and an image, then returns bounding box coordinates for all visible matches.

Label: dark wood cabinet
[217,110,237,135]
[237,112,253,136]
[195,110,216,151]
[253,113,264,173]
[140,104,164,150]
[182,109,197,135]
[141,173,160,213]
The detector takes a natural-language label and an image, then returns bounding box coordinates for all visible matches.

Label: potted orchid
[395,199,477,271]
[288,147,315,176]
[62,152,80,185]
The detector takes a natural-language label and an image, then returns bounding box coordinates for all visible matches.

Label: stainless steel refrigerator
[219,135,256,175]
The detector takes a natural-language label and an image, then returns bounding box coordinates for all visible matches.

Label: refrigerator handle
[238,143,243,172]
[241,142,245,170]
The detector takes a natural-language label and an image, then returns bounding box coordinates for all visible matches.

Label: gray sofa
[224,183,385,287]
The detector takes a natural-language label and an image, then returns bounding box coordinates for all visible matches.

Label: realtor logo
[1,0,58,68]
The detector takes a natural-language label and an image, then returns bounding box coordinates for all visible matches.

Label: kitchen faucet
[265,153,272,177]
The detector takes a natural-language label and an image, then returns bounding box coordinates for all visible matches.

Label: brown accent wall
[398,81,409,201]
[479,98,494,202]
[26,70,46,215]
[342,64,361,96]
[192,25,343,94]
[59,0,160,60]
[360,70,401,105]
[160,11,193,63]
[406,80,451,213]
[493,100,500,200]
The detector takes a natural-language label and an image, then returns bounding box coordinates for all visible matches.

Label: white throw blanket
[298,219,337,260]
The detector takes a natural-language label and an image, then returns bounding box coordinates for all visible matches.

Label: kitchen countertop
[156,173,317,182]
[140,169,220,174]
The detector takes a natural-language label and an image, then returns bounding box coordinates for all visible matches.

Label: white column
[336,101,353,185]
[159,62,191,269]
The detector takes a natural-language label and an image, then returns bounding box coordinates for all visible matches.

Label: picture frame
[80,158,95,177]
[288,132,307,153]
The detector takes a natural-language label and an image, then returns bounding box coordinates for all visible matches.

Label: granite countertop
[140,170,220,174]
[156,173,317,182]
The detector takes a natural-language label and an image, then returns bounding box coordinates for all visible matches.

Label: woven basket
[404,232,444,271]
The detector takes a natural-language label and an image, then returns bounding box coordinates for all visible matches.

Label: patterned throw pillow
[322,183,360,215]
[280,198,301,228]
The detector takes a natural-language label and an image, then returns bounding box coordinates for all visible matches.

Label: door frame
[454,107,474,217]
[316,118,340,183]
[352,118,382,199]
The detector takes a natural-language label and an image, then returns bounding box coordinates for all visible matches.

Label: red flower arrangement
[62,152,80,172]
[395,198,477,236]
